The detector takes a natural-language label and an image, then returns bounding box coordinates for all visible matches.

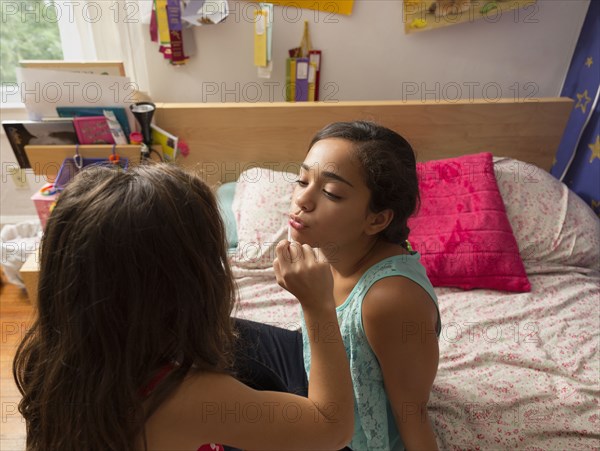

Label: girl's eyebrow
[300,163,354,188]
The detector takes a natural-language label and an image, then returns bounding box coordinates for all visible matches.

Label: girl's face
[290,138,379,250]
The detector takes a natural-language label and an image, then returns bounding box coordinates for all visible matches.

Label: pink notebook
[73,116,115,144]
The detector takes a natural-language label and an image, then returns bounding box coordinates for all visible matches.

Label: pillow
[407,152,531,292]
[494,157,600,270]
[216,182,238,250]
[230,167,297,269]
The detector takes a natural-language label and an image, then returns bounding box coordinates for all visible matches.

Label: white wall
[144,0,589,103]
[0,0,590,221]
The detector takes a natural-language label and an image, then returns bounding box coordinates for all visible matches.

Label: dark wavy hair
[13,163,236,450]
[309,121,420,245]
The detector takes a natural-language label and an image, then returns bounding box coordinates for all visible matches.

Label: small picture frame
[19,60,126,77]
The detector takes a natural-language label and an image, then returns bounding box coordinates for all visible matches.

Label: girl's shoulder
[359,248,425,291]
[144,371,235,449]
[358,247,440,334]
[362,275,440,339]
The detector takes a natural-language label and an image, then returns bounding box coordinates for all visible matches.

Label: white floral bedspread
[431,262,599,450]
[232,265,302,330]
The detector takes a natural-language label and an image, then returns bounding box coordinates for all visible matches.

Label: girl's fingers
[289,241,302,263]
[273,257,285,286]
[301,244,315,263]
[276,240,305,266]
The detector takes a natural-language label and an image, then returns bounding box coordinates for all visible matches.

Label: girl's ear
[365,209,394,236]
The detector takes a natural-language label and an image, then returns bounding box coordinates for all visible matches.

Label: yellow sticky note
[156,0,171,46]
[254,10,267,67]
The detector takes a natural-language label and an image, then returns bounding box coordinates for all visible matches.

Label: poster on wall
[404,0,537,34]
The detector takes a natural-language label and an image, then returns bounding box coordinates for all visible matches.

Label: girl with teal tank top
[288,121,442,450]
[302,252,441,450]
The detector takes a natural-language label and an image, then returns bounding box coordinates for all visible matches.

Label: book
[286,58,297,102]
[104,110,128,144]
[308,62,317,102]
[2,120,78,169]
[73,116,115,145]
[308,50,322,101]
[56,106,131,138]
[151,124,178,161]
[294,57,309,102]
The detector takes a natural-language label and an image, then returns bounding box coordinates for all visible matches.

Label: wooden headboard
[26,98,572,186]
[154,97,572,185]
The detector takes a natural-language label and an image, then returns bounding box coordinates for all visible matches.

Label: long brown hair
[13,163,237,450]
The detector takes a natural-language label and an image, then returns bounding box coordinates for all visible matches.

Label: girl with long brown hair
[13,163,353,450]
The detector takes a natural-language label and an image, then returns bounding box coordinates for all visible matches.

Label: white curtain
[56,0,151,96]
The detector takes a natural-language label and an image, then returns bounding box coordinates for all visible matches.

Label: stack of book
[286,50,322,102]
[285,21,322,102]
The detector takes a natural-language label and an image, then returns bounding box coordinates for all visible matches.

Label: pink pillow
[408,152,531,292]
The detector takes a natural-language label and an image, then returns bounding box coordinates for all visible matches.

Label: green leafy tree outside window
[1,0,63,87]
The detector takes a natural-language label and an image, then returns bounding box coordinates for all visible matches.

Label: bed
[25,98,599,449]
[222,157,600,450]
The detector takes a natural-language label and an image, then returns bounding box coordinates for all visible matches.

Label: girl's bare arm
[363,277,440,451]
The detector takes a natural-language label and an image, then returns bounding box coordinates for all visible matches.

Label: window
[1,0,149,107]
[0,0,100,106]
[0,0,63,88]
[1,0,66,106]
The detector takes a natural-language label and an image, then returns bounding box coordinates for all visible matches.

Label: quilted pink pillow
[408,152,531,292]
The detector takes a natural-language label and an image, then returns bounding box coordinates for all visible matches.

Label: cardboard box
[20,250,40,307]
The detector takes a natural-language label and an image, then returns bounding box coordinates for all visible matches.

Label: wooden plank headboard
[153,98,572,185]
[24,98,572,186]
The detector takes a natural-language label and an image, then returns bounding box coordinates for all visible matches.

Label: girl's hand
[273,240,334,312]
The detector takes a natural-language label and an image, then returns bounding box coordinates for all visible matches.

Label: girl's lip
[289,215,306,230]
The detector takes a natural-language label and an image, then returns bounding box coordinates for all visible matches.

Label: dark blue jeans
[231,318,308,396]
[229,319,352,451]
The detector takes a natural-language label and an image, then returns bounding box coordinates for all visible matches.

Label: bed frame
[19,97,573,305]
[25,98,572,187]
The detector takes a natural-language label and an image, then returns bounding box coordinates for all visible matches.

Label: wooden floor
[0,281,34,451]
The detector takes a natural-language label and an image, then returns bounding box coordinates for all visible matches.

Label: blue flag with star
[551,0,600,217]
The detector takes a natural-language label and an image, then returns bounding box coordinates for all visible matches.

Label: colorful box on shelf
[31,184,59,229]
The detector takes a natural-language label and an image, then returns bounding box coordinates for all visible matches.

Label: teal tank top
[301,252,441,451]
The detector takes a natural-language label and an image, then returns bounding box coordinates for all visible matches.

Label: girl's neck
[327,238,410,307]
[328,237,383,279]
[327,238,410,280]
